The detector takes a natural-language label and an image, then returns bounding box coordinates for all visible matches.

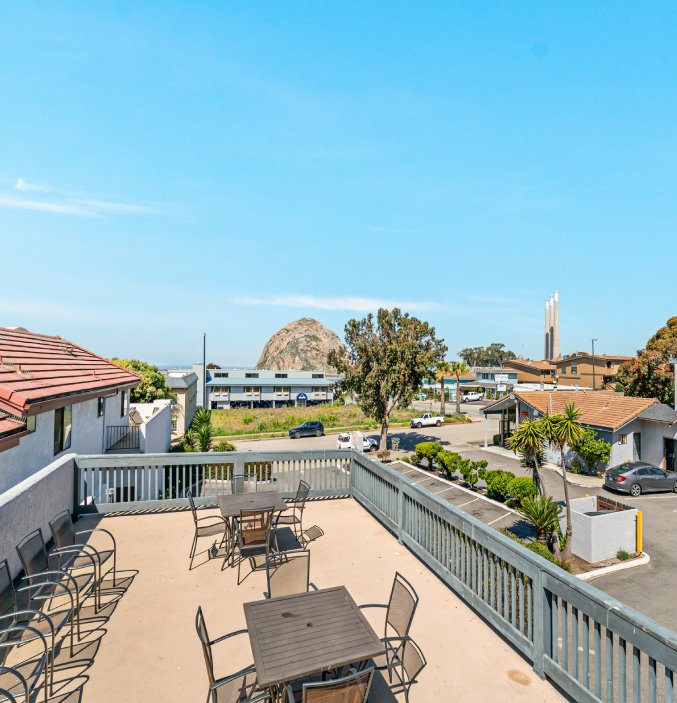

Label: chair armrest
[0,609,56,640]
[358,603,387,610]
[50,546,97,574]
[196,515,228,526]
[210,627,248,645]
[0,666,29,701]
[0,623,49,656]
[309,583,319,591]
[20,570,80,609]
[75,526,117,553]
[210,665,261,691]
[16,577,76,614]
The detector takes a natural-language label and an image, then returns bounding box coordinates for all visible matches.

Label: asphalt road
[233,419,677,631]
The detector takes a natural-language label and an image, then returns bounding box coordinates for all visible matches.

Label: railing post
[71,456,80,516]
[233,455,245,494]
[532,569,550,679]
[397,478,405,544]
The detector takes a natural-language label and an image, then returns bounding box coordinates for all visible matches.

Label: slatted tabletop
[217,490,287,519]
[244,586,385,688]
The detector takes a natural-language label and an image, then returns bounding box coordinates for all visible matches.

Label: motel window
[560,366,567,374]
[245,373,259,378]
[619,434,628,445]
[244,386,260,394]
[214,372,229,378]
[26,415,36,433]
[97,397,105,417]
[312,387,325,393]
[312,373,324,378]
[275,373,288,378]
[570,365,578,374]
[53,405,72,455]
[120,390,127,417]
[274,387,290,393]
[171,416,178,432]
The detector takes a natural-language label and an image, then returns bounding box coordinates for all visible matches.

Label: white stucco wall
[139,401,172,453]
[637,419,677,468]
[566,496,637,563]
[0,393,128,494]
[0,453,75,578]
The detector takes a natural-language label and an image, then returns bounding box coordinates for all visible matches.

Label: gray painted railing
[350,452,676,703]
[76,450,351,512]
[73,449,676,701]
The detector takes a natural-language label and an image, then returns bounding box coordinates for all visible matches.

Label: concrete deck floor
[43,498,566,703]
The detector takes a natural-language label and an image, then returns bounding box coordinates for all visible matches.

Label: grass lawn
[211,404,470,438]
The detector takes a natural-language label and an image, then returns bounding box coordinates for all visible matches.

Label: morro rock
[256,318,343,373]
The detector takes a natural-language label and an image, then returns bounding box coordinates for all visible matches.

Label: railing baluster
[551,594,559,665]
[633,645,641,703]
[619,637,626,703]
[594,621,602,699]
[607,628,614,703]
[665,667,673,703]
[649,657,657,703]
[572,607,579,680]
[562,599,568,672]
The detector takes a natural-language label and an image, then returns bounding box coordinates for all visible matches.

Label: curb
[577,552,650,581]
[545,465,604,489]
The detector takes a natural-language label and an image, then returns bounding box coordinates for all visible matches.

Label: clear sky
[1,3,675,366]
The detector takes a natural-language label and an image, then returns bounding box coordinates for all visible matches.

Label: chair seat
[59,547,113,572]
[214,669,263,703]
[197,522,229,539]
[274,514,300,526]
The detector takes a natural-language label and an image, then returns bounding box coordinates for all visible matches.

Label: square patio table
[217,490,287,519]
[244,586,386,690]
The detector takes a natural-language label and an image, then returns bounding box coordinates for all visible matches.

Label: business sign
[296,392,308,401]
[497,384,507,392]
[495,374,510,384]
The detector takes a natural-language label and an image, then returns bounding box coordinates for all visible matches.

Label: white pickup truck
[410,413,444,428]
[461,391,484,402]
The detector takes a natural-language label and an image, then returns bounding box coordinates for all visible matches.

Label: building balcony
[104,424,140,452]
[0,450,675,703]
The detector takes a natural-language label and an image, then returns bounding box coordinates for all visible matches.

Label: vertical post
[202,332,207,408]
[532,569,550,679]
[483,415,488,449]
[233,454,245,494]
[397,478,405,544]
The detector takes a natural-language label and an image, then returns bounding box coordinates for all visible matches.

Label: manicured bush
[507,476,538,504]
[212,440,236,452]
[377,449,391,463]
[484,469,516,501]
[492,434,501,446]
[414,441,443,470]
[436,450,462,478]
[570,428,611,473]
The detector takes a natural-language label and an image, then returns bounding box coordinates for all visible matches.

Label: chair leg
[189,532,197,570]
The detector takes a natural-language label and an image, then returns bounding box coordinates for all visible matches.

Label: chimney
[553,290,560,359]
[549,295,555,360]
[545,299,551,360]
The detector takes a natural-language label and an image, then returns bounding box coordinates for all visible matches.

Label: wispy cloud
[232,294,441,313]
[0,178,160,218]
[15,178,52,193]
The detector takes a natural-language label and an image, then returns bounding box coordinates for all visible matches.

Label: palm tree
[506,419,546,495]
[436,361,452,416]
[448,361,469,414]
[519,495,562,545]
[542,402,584,558]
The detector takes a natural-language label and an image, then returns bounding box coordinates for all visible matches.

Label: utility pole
[203,332,207,408]
[591,338,599,390]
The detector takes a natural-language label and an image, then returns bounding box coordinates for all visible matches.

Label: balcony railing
[105,425,141,451]
[68,450,677,701]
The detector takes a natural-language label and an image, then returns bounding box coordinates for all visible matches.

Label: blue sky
[1,3,675,366]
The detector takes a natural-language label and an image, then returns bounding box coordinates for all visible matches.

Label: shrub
[414,441,443,470]
[570,457,582,474]
[401,456,412,464]
[492,434,501,446]
[617,549,630,561]
[458,459,487,489]
[484,469,516,501]
[436,450,462,478]
[500,530,571,571]
[518,495,562,544]
[242,414,255,426]
[212,440,236,452]
[377,449,391,463]
[570,428,611,472]
[507,476,538,504]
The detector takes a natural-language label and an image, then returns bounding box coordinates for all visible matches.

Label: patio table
[244,586,386,693]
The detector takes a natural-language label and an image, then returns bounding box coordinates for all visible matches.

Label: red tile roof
[0,327,139,417]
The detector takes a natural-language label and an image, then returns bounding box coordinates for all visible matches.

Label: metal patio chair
[372,637,426,703]
[49,509,118,601]
[274,481,310,542]
[358,573,419,673]
[283,666,374,703]
[233,507,275,585]
[1,558,75,700]
[264,550,317,599]
[187,491,230,570]
[0,666,29,703]
[195,606,270,703]
[16,529,97,640]
[298,525,324,551]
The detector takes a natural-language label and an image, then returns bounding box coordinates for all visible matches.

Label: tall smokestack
[544,299,550,359]
[549,295,555,360]
[553,290,560,359]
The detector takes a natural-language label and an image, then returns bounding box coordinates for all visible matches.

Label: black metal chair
[0,624,50,703]
[187,491,230,570]
[0,666,29,703]
[275,481,310,542]
[16,529,97,640]
[233,507,275,585]
[264,550,317,599]
[372,637,426,703]
[195,606,270,703]
[283,666,374,703]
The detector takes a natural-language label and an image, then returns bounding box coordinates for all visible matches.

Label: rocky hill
[256,318,343,373]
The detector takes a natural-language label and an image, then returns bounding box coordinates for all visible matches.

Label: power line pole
[203,332,207,408]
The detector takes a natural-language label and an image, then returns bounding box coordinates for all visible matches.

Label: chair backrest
[302,667,373,703]
[15,530,49,579]
[0,561,15,620]
[294,480,311,506]
[49,510,77,550]
[237,508,273,549]
[300,525,324,549]
[187,491,198,525]
[194,606,215,690]
[399,638,426,686]
[385,572,419,639]
[266,551,310,598]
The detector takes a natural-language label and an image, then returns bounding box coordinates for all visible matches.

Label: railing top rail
[351,452,677,654]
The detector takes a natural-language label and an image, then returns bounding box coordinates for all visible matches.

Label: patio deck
[44,497,565,703]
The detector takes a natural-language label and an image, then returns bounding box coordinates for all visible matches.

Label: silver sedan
[604,462,677,497]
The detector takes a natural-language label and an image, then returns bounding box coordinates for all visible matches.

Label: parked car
[461,391,484,402]
[410,413,444,428]
[288,421,325,439]
[604,462,677,497]
[336,432,379,452]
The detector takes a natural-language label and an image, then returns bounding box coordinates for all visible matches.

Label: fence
[105,425,140,451]
[76,450,351,512]
[350,452,676,703]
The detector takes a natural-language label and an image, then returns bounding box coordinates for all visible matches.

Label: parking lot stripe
[488,513,511,525]
[457,498,479,507]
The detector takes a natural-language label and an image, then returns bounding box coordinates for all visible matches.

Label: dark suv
[288,421,325,439]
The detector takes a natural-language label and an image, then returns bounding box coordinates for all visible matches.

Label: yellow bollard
[636,511,643,554]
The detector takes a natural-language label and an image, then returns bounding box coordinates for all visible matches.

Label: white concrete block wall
[139,402,172,453]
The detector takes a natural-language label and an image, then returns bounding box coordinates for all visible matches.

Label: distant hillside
[256,318,343,373]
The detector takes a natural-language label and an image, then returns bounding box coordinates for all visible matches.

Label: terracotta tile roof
[0,414,25,438]
[0,327,139,416]
[503,359,555,371]
[553,354,633,365]
[515,390,657,430]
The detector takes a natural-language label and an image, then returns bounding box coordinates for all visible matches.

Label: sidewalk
[543,464,604,489]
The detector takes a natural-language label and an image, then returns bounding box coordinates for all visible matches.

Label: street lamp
[591,339,599,390]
